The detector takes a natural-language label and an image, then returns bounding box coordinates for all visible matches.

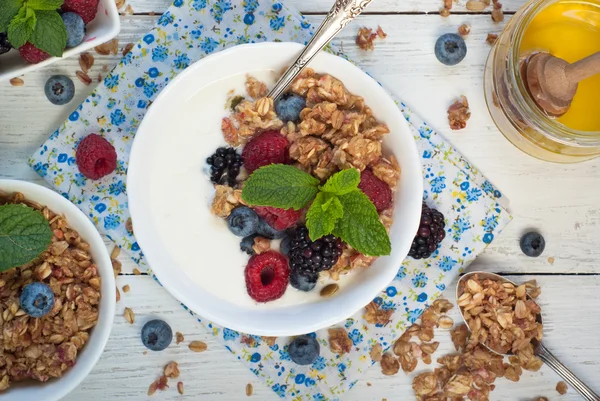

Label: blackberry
[288,226,343,274]
[0,33,12,55]
[408,203,446,259]
[206,146,243,187]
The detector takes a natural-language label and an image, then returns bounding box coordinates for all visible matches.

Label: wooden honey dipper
[525,51,600,116]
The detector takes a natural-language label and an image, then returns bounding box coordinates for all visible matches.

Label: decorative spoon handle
[536,342,600,401]
[267,0,375,100]
[566,51,600,83]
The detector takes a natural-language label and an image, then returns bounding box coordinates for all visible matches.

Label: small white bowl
[0,0,120,82]
[0,180,115,401]
[128,42,423,336]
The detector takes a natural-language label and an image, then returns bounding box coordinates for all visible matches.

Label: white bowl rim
[0,179,115,401]
[128,42,423,336]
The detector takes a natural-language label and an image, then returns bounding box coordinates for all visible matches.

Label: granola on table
[0,191,100,391]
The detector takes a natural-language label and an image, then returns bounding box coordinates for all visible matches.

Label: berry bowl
[128,42,423,336]
[0,0,120,82]
[0,180,115,401]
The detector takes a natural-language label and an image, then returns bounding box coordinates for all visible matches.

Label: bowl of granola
[128,42,422,335]
[0,180,115,400]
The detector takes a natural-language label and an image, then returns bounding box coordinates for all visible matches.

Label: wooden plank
[121,0,528,15]
[62,274,600,400]
[1,14,599,274]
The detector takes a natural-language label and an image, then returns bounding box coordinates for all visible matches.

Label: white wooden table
[1,0,600,399]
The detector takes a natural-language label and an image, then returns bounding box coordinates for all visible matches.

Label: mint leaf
[31,10,66,57]
[27,0,64,10]
[333,190,391,256]
[0,0,24,32]
[0,204,53,272]
[306,192,343,241]
[320,168,360,196]
[7,5,36,49]
[242,164,319,210]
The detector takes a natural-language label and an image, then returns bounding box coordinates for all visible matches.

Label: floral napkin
[29,0,512,399]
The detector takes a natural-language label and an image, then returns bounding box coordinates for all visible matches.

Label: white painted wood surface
[1,0,599,399]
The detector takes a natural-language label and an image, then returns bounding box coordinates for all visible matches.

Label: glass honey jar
[484,0,600,163]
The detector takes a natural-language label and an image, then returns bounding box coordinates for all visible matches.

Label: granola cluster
[0,191,100,391]
[216,73,401,279]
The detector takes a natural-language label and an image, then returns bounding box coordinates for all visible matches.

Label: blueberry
[256,218,286,239]
[20,282,55,318]
[434,33,467,66]
[275,92,306,123]
[62,12,85,48]
[141,319,173,351]
[241,234,257,255]
[280,236,292,256]
[44,75,75,106]
[0,33,12,55]
[227,206,259,237]
[288,335,320,365]
[520,232,545,257]
[290,270,319,292]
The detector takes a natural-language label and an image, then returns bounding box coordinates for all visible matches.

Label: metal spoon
[268,0,375,101]
[456,271,599,401]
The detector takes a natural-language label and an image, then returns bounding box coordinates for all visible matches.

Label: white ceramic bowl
[0,0,120,82]
[128,42,422,336]
[0,180,115,401]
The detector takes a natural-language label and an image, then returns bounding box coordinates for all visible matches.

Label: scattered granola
[556,380,568,395]
[381,352,400,375]
[261,336,277,347]
[370,343,383,362]
[492,1,505,22]
[148,375,169,396]
[355,26,387,51]
[246,383,253,396]
[252,236,271,255]
[177,381,184,395]
[440,0,452,17]
[486,33,499,45]
[364,300,393,326]
[0,192,100,390]
[466,0,488,10]
[133,268,141,275]
[125,217,134,234]
[164,361,180,379]
[116,286,120,302]
[9,77,24,86]
[176,331,184,344]
[124,307,135,324]
[458,24,471,36]
[94,39,118,56]
[79,53,94,73]
[110,246,121,260]
[320,283,339,297]
[115,0,125,9]
[189,340,208,352]
[328,327,353,354]
[448,95,471,130]
[122,43,134,56]
[76,71,92,86]
[122,284,130,293]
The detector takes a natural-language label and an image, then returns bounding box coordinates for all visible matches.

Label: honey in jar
[520,0,600,132]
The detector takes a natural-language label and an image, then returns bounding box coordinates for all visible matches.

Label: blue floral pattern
[28,1,512,400]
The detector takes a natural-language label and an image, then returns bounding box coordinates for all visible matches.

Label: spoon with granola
[456,272,599,401]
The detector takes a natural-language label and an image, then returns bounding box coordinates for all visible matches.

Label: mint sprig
[0,204,53,272]
[242,166,392,256]
[3,0,67,57]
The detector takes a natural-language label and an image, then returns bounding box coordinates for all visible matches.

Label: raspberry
[19,43,50,64]
[244,251,289,303]
[76,134,118,180]
[62,0,100,24]
[255,206,301,231]
[358,168,393,212]
[242,130,288,172]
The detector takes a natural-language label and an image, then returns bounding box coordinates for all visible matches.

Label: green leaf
[333,190,391,256]
[0,0,24,32]
[27,0,64,11]
[306,192,343,241]
[0,204,53,272]
[320,168,360,196]
[31,10,66,57]
[241,164,320,210]
[7,5,36,49]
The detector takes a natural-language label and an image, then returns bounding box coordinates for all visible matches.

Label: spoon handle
[267,0,375,100]
[566,51,600,83]
[536,342,600,401]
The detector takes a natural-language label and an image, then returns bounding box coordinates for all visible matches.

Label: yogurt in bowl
[128,42,422,336]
